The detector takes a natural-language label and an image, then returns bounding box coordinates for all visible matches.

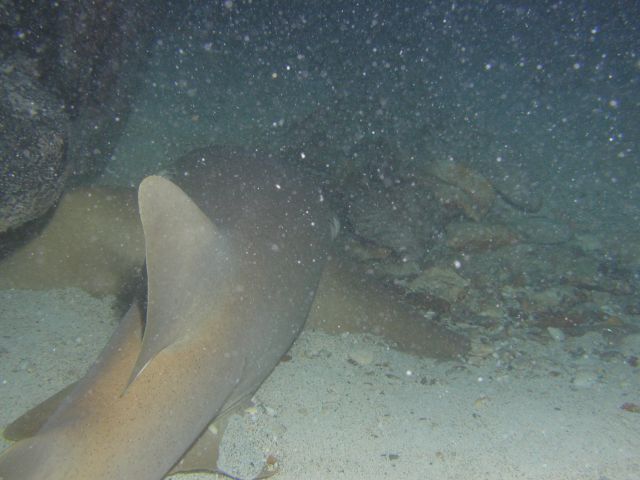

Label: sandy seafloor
[1,288,638,480]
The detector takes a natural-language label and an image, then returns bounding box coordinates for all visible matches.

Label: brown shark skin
[0,186,145,297]
[0,147,331,479]
[307,255,469,359]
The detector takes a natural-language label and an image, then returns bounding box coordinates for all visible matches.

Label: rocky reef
[0,0,160,232]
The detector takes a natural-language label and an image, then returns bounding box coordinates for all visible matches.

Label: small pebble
[348,349,374,366]
[547,327,565,342]
[621,402,640,413]
[571,369,598,388]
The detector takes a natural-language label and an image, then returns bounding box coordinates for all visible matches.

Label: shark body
[0,146,331,479]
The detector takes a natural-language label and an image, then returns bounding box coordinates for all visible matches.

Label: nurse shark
[0,146,467,479]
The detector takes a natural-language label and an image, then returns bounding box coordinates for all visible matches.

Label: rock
[218,414,269,480]
[563,256,633,296]
[568,331,607,355]
[526,286,580,313]
[430,181,476,218]
[50,0,161,179]
[0,56,70,232]
[513,217,572,245]
[547,327,565,342]
[348,187,423,259]
[369,257,422,278]
[446,221,520,252]
[490,171,543,213]
[620,334,640,358]
[0,0,160,231]
[347,183,445,261]
[536,303,605,335]
[573,233,603,254]
[571,369,599,388]
[348,349,374,366]
[425,159,495,221]
[342,236,395,262]
[469,338,496,360]
[407,266,470,304]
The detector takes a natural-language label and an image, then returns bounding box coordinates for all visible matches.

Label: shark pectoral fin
[0,303,144,479]
[3,302,144,446]
[308,256,470,359]
[129,175,234,384]
[2,382,76,441]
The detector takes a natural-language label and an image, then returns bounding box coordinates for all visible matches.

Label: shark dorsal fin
[130,175,232,384]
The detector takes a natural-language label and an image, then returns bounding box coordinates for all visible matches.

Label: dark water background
[106,0,639,238]
[133,1,638,175]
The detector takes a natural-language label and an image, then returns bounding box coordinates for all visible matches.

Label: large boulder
[0,0,160,232]
[50,0,161,179]
[0,56,69,232]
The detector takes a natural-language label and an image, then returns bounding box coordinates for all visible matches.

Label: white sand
[1,288,638,480]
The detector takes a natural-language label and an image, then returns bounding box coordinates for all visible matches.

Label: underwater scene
[0,1,638,479]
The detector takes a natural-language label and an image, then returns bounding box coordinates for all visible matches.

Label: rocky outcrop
[424,159,496,221]
[0,0,159,232]
[0,55,69,232]
[50,0,160,179]
[446,221,520,252]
